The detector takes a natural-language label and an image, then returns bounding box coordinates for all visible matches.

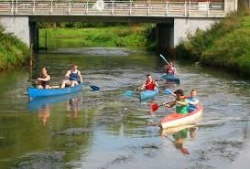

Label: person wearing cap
[164,89,189,115]
[140,74,159,91]
[61,64,83,88]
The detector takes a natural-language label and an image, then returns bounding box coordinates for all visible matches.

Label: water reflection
[66,96,81,118]
[28,93,80,111]
[37,104,50,126]
[165,80,178,91]
[28,94,82,125]
[161,125,198,155]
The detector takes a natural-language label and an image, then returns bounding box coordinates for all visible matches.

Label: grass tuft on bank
[0,24,30,71]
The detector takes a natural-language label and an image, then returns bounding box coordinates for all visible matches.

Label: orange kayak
[160,104,203,129]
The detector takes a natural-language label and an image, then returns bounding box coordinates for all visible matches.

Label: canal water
[0,48,249,169]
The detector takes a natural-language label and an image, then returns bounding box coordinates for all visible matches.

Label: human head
[41,67,48,74]
[146,74,153,80]
[169,62,173,66]
[174,89,185,99]
[190,89,197,97]
[174,89,184,96]
[72,64,78,71]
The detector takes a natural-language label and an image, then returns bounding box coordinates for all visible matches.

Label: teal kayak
[139,88,159,102]
[161,74,180,84]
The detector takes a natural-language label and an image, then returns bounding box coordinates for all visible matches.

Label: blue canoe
[139,88,159,102]
[161,74,180,84]
[27,84,83,99]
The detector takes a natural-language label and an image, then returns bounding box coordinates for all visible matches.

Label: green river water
[0,48,249,169]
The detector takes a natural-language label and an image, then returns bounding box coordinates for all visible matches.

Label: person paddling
[164,62,177,75]
[36,67,51,89]
[61,64,83,88]
[164,89,188,115]
[139,74,159,91]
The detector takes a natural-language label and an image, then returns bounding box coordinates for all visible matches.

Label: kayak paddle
[122,90,134,96]
[163,88,174,95]
[150,101,175,113]
[150,103,164,113]
[160,54,179,76]
[122,89,140,97]
[160,54,170,65]
[82,82,100,91]
[69,77,100,91]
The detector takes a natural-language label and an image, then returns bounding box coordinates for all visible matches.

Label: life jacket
[145,80,156,90]
[166,66,175,75]
[69,71,80,83]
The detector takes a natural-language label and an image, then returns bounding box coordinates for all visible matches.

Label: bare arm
[78,71,83,83]
[155,81,159,88]
[65,70,71,78]
[164,101,176,108]
[176,100,188,106]
[37,75,50,81]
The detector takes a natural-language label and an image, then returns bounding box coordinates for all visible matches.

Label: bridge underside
[29,15,174,24]
[28,15,175,53]
[0,15,221,53]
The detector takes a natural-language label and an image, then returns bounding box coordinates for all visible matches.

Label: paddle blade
[150,103,160,113]
[90,85,100,91]
[122,90,134,96]
[164,88,173,95]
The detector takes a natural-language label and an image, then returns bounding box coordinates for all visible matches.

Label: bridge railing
[0,0,227,17]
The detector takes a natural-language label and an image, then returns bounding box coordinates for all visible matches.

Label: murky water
[0,48,250,169]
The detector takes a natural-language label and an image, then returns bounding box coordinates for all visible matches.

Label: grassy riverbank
[39,24,155,51]
[0,25,30,71]
[175,11,250,77]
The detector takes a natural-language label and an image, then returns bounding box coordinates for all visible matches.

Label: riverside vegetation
[38,23,155,51]
[0,25,30,71]
[175,9,250,77]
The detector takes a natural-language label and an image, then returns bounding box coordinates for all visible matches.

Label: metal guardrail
[0,0,227,17]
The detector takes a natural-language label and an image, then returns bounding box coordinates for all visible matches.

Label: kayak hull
[27,84,83,99]
[139,88,159,102]
[160,104,203,129]
[161,74,180,84]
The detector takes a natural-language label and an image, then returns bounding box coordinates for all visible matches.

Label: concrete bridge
[0,0,238,51]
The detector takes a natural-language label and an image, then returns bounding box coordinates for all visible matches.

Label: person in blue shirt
[187,89,199,112]
[61,65,83,88]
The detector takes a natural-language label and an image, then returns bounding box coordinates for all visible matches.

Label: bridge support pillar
[0,16,30,46]
[173,18,221,46]
[29,22,39,51]
[156,23,174,55]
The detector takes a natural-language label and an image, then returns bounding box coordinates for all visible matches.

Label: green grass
[0,25,30,71]
[39,25,152,50]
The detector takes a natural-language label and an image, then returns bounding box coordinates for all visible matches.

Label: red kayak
[160,104,203,129]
